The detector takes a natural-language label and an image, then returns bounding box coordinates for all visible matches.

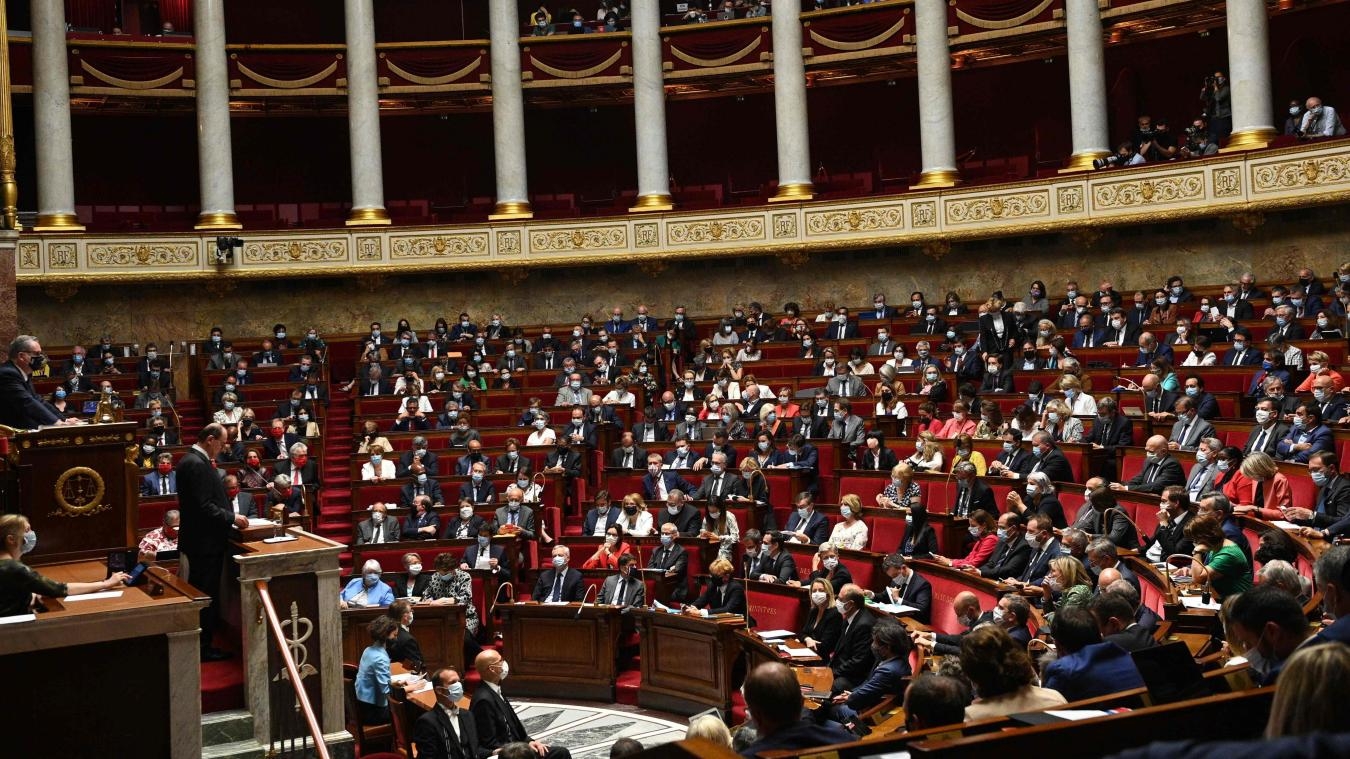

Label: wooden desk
[0,561,207,759]
[497,602,625,700]
[341,602,466,674]
[634,609,745,715]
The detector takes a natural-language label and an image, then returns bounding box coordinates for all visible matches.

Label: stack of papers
[1180,596,1222,611]
[0,614,36,625]
[247,518,275,527]
[779,644,815,658]
[1270,520,1301,531]
[64,590,123,602]
[870,602,919,615]
[757,629,794,640]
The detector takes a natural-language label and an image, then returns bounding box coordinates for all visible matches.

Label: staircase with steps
[200,710,354,759]
[316,392,356,560]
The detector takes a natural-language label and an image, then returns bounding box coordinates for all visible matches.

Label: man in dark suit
[470,651,571,758]
[1289,451,1350,537]
[493,489,536,540]
[176,423,249,660]
[223,475,258,518]
[909,307,947,337]
[0,336,68,429]
[1027,432,1075,485]
[989,433,1036,480]
[950,462,997,518]
[752,530,799,584]
[1089,397,1134,463]
[631,408,668,444]
[693,452,747,502]
[414,667,490,759]
[1143,485,1196,561]
[400,464,445,509]
[1071,316,1106,349]
[643,454,697,503]
[261,421,301,460]
[385,601,425,670]
[1089,592,1155,652]
[1101,308,1141,347]
[609,433,647,469]
[784,493,830,544]
[738,662,858,757]
[598,555,646,609]
[649,523,690,601]
[581,491,621,536]
[874,553,931,624]
[657,490,701,536]
[398,437,440,477]
[1244,399,1289,456]
[979,355,1015,393]
[1016,515,1061,584]
[460,524,510,576]
[141,454,178,496]
[532,546,585,602]
[822,618,912,725]
[775,435,820,494]
[1133,332,1174,368]
[543,440,583,482]
[1117,435,1186,494]
[458,462,497,505]
[974,512,1033,580]
[830,585,877,691]
[825,308,859,340]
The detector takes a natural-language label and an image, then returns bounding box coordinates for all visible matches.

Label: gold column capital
[195,211,243,230]
[911,169,961,189]
[768,182,815,203]
[346,207,392,226]
[489,201,533,220]
[629,193,673,213]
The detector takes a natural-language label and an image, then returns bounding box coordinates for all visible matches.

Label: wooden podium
[1,422,139,563]
[497,602,624,700]
[0,562,208,759]
[633,609,746,715]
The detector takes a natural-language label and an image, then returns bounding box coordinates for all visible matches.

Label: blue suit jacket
[785,510,830,544]
[582,507,622,535]
[0,361,61,429]
[1072,328,1107,349]
[1134,343,1175,367]
[141,470,177,496]
[642,470,698,501]
[1276,424,1334,463]
[842,656,912,715]
[1041,641,1145,702]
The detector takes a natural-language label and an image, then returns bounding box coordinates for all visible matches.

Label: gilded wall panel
[1250,154,1350,195]
[388,233,489,259]
[943,190,1049,226]
[667,216,765,245]
[527,226,628,254]
[1090,172,1206,211]
[87,242,199,268]
[804,205,904,236]
[243,238,349,264]
[18,242,40,270]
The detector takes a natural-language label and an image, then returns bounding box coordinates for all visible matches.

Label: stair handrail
[254,579,332,759]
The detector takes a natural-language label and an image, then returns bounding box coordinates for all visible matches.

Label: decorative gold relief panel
[634,223,660,248]
[667,216,765,245]
[1250,153,1350,195]
[18,242,40,270]
[943,190,1049,226]
[804,204,904,236]
[48,243,78,269]
[911,201,937,229]
[243,238,349,264]
[389,233,489,259]
[496,230,523,256]
[88,242,199,267]
[1090,172,1205,211]
[528,226,627,253]
[356,236,383,261]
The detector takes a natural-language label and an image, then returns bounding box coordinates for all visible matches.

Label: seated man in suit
[400,463,445,509]
[1086,538,1141,593]
[822,617,912,726]
[609,432,647,469]
[1112,434,1185,494]
[264,474,305,516]
[471,650,571,758]
[1167,396,1216,452]
[989,431,1036,480]
[532,545,585,602]
[1010,513,1061,585]
[784,492,830,545]
[692,452,746,502]
[598,553,646,609]
[1143,485,1196,561]
[1040,607,1145,702]
[401,495,442,541]
[682,557,746,617]
[458,461,497,505]
[261,420,301,460]
[413,666,488,759]
[398,436,440,477]
[642,453,697,502]
[1088,591,1156,652]
[493,486,536,540]
[141,452,178,496]
[868,553,932,624]
[1088,397,1134,459]
[223,474,257,518]
[385,600,425,671]
[754,530,799,584]
[460,522,510,577]
[738,662,857,757]
[582,489,621,537]
[648,523,690,601]
[967,512,1032,580]
[1276,405,1335,464]
[657,489,701,536]
[829,584,878,692]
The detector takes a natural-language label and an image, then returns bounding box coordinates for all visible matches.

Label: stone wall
[17,204,1350,349]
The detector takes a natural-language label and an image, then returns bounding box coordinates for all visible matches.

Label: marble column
[343,0,390,225]
[1061,0,1110,172]
[912,0,959,188]
[193,0,240,229]
[768,0,813,201]
[31,0,83,230]
[488,0,531,219]
[628,0,672,212]
[1222,0,1276,150]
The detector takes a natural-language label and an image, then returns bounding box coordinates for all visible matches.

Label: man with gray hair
[1197,491,1249,560]
[0,334,74,428]
[1312,545,1350,645]
[1086,538,1140,594]
[534,544,583,602]
[267,473,304,515]
[951,461,994,518]
[340,559,395,608]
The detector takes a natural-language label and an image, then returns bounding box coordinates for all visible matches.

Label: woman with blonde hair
[906,432,944,472]
[616,493,654,536]
[1041,398,1084,444]
[800,577,843,661]
[877,462,921,511]
[939,400,978,438]
[1034,319,1058,347]
[1038,556,1092,624]
[829,494,869,550]
[735,457,774,531]
[686,714,733,748]
[1264,642,1350,738]
[975,401,1004,439]
[1057,374,1097,416]
[1232,451,1293,518]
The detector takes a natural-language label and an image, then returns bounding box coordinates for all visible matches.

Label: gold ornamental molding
[384,57,480,86]
[79,60,184,90]
[528,50,623,80]
[955,0,1056,29]
[670,38,762,68]
[808,17,907,51]
[11,141,1350,286]
[235,60,339,89]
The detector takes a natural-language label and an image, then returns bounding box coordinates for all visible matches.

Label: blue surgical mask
[21,530,36,555]
[364,572,380,586]
[660,534,673,546]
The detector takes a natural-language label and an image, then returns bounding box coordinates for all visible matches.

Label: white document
[0,614,36,625]
[756,629,794,639]
[1269,520,1301,531]
[870,602,919,615]
[1044,710,1112,721]
[779,644,815,658]
[247,518,275,527]
[64,590,124,602]
[1180,596,1221,611]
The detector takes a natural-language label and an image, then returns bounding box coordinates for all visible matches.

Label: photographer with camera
[1179,118,1218,159]
[1093,141,1146,170]
[1200,71,1232,141]
[1129,115,1176,163]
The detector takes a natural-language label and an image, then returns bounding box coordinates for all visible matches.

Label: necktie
[1235,349,1245,364]
[550,571,563,602]
[713,476,722,497]
[623,452,632,468]
[614,579,625,606]
[1146,463,1159,483]
[1253,429,1268,453]
[1178,420,1192,447]
[160,477,168,495]
[510,512,518,526]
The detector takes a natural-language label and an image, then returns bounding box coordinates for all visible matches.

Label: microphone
[489,581,514,616]
[575,583,597,619]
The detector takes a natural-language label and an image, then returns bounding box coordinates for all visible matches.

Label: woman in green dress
[1039,556,1093,625]
[1184,514,1253,600]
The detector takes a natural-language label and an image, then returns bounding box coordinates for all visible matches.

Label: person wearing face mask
[471,651,571,758]
[543,440,583,488]
[608,431,648,470]
[683,557,747,618]
[933,509,998,569]
[264,473,304,517]
[1141,486,1197,563]
[141,452,178,496]
[1113,434,1184,494]
[423,553,482,642]
[1275,404,1334,464]
[785,493,830,545]
[597,553,645,613]
[1167,396,1215,452]
[805,542,854,590]
[821,618,912,725]
[460,523,508,577]
[399,495,442,540]
[458,462,496,505]
[446,498,486,540]
[361,444,397,483]
[641,453,696,503]
[915,363,949,403]
[583,524,633,570]
[412,666,486,759]
[648,523,691,601]
[800,578,844,663]
[493,485,537,543]
[912,591,984,656]
[383,599,425,671]
[970,512,1032,581]
[135,509,181,561]
[827,584,877,692]
[582,489,622,536]
[397,552,431,598]
[341,559,396,609]
[354,503,399,545]
[352,616,407,725]
[1297,95,1346,138]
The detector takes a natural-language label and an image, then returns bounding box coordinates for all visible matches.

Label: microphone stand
[575,582,597,619]
[489,581,514,616]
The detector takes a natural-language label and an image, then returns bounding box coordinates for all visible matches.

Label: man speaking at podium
[0,335,77,428]
[178,423,250,661]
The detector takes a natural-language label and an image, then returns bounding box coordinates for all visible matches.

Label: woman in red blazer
[934,509,999,569]
[1229,451,1293,520]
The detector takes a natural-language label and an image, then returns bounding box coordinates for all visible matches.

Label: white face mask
[810,591,827,606]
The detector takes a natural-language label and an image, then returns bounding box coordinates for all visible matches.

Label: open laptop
[1130,640,1210,704]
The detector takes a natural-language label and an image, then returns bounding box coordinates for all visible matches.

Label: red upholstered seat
[746,582,808,632]
[918,567,1000,635]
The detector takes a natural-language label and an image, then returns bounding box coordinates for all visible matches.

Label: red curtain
[158,0,192,32]
[65,0,115,32]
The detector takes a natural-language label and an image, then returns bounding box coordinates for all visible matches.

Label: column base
[194,211,243,230]
[346,207,392,226]
[629,193,674,213]
[1220,127,1277,153]
[910,169,961,190]
[32,213,85,232]
[767,182,815,203]
[489,201,534,220]
[1058,150,1111,174]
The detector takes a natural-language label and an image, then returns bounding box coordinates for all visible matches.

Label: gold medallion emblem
[51,467,109,517]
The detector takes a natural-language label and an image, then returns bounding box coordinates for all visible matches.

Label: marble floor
[510,699,691,759]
